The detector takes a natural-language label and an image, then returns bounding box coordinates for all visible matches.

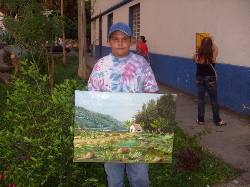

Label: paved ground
[86,54,250,186]
[159,85,250,187]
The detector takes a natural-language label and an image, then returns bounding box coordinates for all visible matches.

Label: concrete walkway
[160,84,250,187]
[86,54,250,186]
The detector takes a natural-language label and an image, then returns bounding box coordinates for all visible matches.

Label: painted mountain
[75,106,127,131]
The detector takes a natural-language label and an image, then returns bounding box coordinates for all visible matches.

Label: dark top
[196,63,216,77]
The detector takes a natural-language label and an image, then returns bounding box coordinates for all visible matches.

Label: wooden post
[77,0,88,79]
[49,45,55,89]
[61,0,66,65]
[10,53,20,76]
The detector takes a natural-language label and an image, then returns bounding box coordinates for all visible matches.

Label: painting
[196,32,209,51]
[74,91,176,163]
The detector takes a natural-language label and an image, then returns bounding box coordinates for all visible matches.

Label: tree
[0,0,27,17]
[77,0,88,80]
[1,1,63,89]
[0,60,91,186]
[61,0,66,65]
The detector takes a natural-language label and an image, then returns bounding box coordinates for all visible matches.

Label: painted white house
[129,123,143,133]
[90,0,250,114]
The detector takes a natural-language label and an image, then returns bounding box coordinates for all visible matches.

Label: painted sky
[75,91,176,122]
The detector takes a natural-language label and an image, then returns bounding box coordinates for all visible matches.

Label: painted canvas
[74,91,176,163]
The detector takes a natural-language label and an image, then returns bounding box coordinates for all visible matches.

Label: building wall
[91,0,140,47]
[91,0,123,17]
[91,0,250,114]
[141,0,250,67]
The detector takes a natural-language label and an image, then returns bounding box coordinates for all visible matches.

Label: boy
[88,22,158,187]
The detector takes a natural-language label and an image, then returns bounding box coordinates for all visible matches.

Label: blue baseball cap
[108,22,132,38]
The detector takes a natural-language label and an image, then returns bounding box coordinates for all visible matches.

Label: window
[129,4,140,39]
[107,13,113,37]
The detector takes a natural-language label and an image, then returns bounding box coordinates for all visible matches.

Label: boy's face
[109,31,131,58]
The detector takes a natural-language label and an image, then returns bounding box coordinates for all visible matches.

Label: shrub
[0,60,98,186]
[0,31,15,45]
[177,147,203,171]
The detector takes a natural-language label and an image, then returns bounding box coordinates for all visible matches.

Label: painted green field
[74,130,174,163]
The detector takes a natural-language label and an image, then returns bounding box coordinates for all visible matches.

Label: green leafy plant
[1,1,65,88]
[0,60,100,186]
[177,146,203,171]
[0,31,15,45]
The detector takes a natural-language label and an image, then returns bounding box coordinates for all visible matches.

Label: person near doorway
[136,36,150,63]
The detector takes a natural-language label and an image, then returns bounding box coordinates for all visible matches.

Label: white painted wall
[142,0,250,67]
[91,0,140,47]
[106,0,140,47]
[91,0,250,67]
[91,0,123,17]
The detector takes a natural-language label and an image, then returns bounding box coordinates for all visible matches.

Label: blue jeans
[196,76,221,123]
[104,163,149,187]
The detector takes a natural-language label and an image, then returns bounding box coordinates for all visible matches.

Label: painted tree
[134,100,158,132]
[156,95,176,123]
[134,95,176,133]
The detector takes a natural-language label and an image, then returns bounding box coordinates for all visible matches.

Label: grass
[149,128,239,187]
[54,54,82,84]
[74,131,174,163]
[0,55,239,186]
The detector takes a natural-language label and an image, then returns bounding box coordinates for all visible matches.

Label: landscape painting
[74,91,176,163]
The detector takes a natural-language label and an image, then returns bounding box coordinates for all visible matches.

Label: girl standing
[193,37,226,126]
